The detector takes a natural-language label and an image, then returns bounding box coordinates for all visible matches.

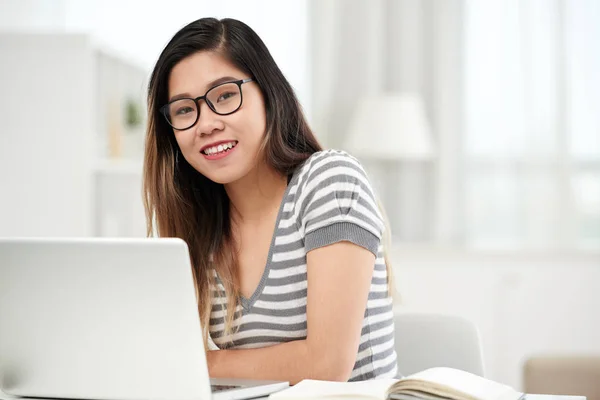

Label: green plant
[125,98,142,129]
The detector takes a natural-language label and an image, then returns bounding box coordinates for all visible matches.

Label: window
[464,0,600,250]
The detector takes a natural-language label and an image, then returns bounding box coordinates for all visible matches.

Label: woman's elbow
[311,351,355,382]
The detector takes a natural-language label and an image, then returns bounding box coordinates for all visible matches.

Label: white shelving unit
[0,32,148,238]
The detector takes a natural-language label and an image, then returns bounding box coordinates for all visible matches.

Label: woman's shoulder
[306,148,361,164]
[290,149,374,202]
[297,149,365,179]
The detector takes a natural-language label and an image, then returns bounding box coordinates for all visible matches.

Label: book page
[269,378,399,399]
[391,368,523,400]
[389,389,450,400]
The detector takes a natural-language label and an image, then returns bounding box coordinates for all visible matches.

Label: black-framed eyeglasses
[160,78,254,131]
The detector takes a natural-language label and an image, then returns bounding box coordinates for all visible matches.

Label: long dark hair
[142,18,322,346]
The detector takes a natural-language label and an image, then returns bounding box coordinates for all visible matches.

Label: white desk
[0,393,587,400]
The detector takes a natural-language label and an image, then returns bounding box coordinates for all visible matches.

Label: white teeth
[203,141,237,155]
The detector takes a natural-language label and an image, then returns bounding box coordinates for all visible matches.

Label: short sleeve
[299,150,385,256]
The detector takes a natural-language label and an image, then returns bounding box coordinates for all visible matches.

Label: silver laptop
[0,237,289,400]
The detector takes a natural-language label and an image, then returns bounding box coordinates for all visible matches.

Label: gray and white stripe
[209,149,398,380]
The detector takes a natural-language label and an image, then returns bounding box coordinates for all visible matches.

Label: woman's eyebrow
[205,75,238,89]
[168,76,240,102]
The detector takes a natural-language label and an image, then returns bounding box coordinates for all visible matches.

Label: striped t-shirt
[209,149,398,381]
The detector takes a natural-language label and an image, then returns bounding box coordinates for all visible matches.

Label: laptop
[0,237,289,400]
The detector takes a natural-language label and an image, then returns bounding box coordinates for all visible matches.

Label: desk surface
[526,397,585,400]
[0,393,587,400]
[254,397,581,400]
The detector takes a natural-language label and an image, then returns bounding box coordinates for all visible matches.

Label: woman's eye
[175,107,194,115]
[217,92,237,102]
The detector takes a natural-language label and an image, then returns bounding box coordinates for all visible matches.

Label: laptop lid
[0,237,212,400]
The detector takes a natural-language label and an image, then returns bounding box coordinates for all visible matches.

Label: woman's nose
[195,101,224,136]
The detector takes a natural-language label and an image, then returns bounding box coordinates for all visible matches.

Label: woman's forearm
[207,339,353,385]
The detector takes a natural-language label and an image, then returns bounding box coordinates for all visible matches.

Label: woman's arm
[207,240,375,384]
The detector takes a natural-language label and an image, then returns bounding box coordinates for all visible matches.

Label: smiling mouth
[201,141,238,156]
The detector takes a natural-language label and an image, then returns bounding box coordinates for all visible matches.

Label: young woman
[143,17,397,384]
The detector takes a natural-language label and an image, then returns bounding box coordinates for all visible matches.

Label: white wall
[0,0,67,29]
[393,246,600,390]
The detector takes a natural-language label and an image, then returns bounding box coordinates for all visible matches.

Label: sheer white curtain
[309,0,599,250]
[309,0,464,244]
[464,0,600,250]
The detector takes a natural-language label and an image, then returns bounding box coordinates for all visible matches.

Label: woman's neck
[225,162,288,224]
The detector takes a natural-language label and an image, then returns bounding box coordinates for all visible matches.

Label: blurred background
[1,0,599,395]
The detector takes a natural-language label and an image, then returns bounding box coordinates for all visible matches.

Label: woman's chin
[194,156,260,185]
[203,169,246,185]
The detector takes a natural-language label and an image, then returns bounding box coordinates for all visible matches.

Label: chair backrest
[394,312,486,377]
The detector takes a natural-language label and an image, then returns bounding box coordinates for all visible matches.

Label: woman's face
[166,51,267,184]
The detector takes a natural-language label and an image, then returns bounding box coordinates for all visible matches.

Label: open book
[269,367,525,400]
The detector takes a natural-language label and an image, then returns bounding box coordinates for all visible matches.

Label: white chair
[393,312,486,377]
